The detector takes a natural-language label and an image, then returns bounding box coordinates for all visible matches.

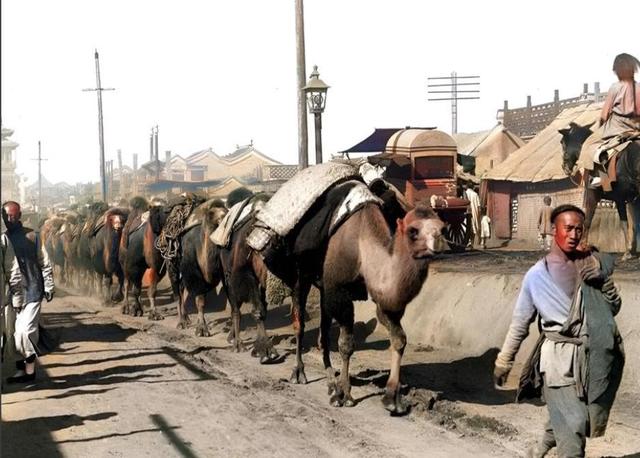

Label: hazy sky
[2,0,638,185]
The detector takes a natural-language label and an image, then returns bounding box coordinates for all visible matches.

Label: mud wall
[355,269,640,392]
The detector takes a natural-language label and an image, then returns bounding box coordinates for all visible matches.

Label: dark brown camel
[119,197,170,318]
[265,181,446,414]
[177,199,228,336]
[90,207,128,305]
[560,122,640,259]
[77,202,109,293]
[218,189,280,361]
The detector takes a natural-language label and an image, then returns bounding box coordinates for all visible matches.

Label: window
[413,156,454,180]
[190,170,205,181]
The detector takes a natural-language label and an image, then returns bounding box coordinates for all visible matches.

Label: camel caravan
[40,155,448,414]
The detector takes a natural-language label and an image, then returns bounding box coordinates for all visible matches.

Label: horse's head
[558,121,595,176]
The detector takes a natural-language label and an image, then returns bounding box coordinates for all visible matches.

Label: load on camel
[247,161,446,414]
[212,187,283,363]
[560,122,640,260]
[118,196,170,318]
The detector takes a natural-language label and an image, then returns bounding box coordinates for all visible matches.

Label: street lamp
[303,65,330,165]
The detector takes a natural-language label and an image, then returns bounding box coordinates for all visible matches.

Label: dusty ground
[2,250,639,458]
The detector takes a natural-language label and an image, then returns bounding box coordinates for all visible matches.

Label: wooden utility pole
[83,50,114,202]
[31,140,47,212]
[295,0,309,168]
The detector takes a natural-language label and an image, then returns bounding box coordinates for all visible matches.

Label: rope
[154,199,198,262]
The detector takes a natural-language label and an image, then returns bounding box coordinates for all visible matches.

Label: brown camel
[276,192,445,414]
[218,197,280,361]
[177,199,228,336]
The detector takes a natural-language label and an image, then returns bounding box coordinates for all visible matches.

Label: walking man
[538,196,553,251]
[493,204,624,457]
[2,201,55,384]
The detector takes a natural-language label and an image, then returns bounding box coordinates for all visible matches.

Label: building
[483,102,626,252]
[497,83,606,141]
[1,127,20,202]
[454,124,525,177]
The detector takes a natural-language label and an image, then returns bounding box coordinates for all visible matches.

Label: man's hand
[44,291,54,302]
[579,263,606,287]
[493,362,511,389]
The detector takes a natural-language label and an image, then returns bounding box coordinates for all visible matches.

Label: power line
[427,72,480,134]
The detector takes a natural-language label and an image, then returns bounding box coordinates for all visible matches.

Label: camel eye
[408,226,419,241]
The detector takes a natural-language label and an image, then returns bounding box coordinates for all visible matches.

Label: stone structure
[1,128,20,203]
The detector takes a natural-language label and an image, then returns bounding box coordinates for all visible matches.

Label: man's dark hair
[550,204,585,223]
[2,200,21,217]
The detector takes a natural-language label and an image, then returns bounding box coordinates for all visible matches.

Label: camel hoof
[232,339,247,352]
[330,393,344,407]
[226,329,234,343]
[382,390,409,416]
[121,304,130,315]
[289,367,308,385]
[176,320,189,330]
[252,337,280,364]
[195,325,210,338]
[147,310,164,321]
[621,252,634,262]
[344,396,355,408]
[111,291,124,303]
[132,306,144,318]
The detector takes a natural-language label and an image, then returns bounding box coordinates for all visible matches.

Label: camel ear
[396,217,405,234]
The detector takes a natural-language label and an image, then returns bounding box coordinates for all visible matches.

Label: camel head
[558,121,595,176]
[396,204,446,259]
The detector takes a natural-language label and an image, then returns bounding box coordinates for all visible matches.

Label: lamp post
[303,65,329,165]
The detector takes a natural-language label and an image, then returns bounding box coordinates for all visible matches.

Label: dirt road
[2,251,639,457]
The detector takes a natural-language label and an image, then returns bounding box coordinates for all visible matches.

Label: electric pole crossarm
[427,82,480,87]
[426,72,480,134]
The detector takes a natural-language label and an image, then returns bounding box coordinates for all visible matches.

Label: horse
[559,122,640,260]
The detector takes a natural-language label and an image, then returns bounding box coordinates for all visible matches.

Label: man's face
[553,211,584,253]
[2,203,21,230]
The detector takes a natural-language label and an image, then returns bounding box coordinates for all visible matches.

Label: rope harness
[154,197,199,262]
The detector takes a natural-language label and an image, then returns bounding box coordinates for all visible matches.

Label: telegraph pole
[427,72,480,134]
[295,0,309,168]
[31,140,47,213]
[83,50,115,202]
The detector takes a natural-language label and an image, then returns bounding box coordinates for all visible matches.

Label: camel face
[111,215,124,232]
[406,217,446,259]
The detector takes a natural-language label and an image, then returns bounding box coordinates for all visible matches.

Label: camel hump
[256,161,360,236]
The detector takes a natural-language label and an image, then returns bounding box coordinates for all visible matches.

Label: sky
[2,0,638,186]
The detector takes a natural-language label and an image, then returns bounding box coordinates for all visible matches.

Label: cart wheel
[444,214,471,252]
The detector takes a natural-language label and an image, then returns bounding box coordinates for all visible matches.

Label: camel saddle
[254,161,360,237]
[210,197,263,248]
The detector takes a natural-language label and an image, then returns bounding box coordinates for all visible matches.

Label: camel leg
[326,289,355,407]
[130,281,144,317]
[121,279,130,315]
[147,269,164,321]
[230,300,246,351]
[630,199,640,255]
[377,305,408,415]
[176,287,191,329]
[194,294,210,337]
[102,275,112,306]
[320,297,337,395]
[251,288,278,364]
[289,278,311,384]
[111,266,125,303]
